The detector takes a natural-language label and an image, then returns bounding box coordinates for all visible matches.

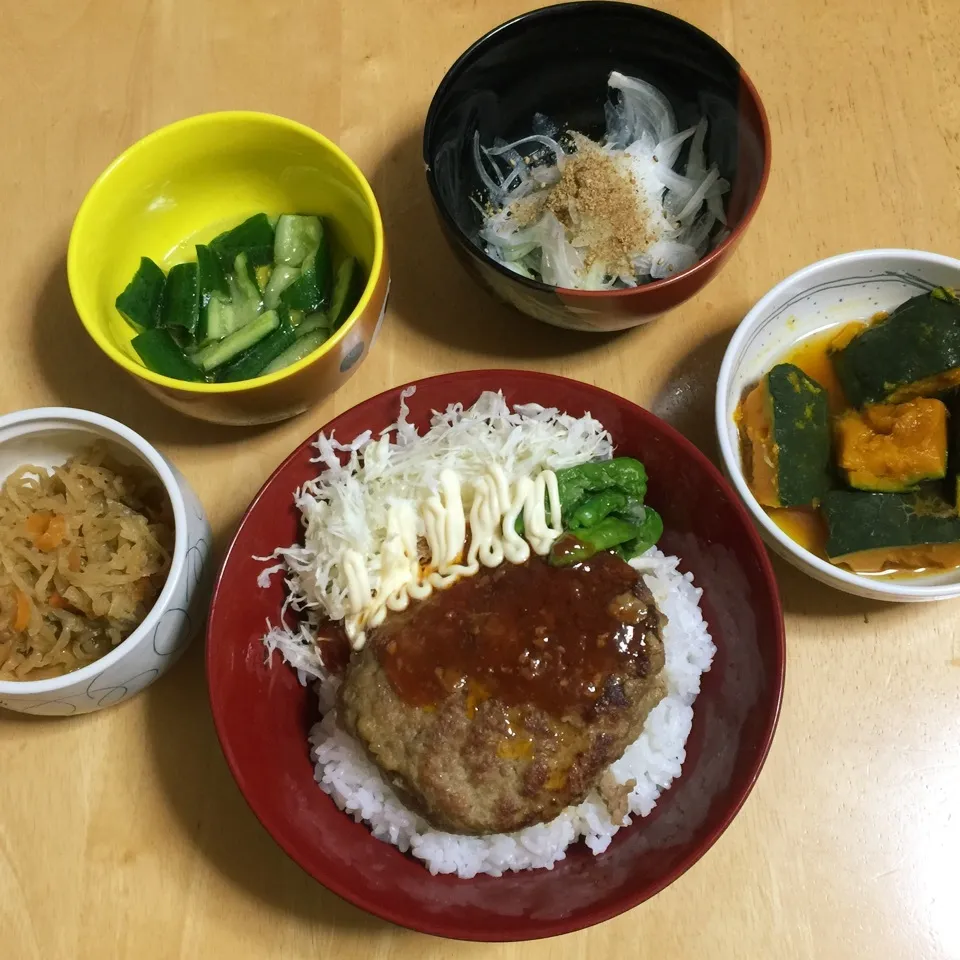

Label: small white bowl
[716,248,960,602]
[0,408,212,714]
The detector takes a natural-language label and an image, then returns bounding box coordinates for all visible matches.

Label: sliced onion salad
[475,71,730,290]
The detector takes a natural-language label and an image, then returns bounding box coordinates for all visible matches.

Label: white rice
[307,546,715,879]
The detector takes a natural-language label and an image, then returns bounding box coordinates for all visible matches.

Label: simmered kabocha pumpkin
[829,287,960,406]
[834,397,948,492]
[739,363,831,508]
[739,292,960,576]
[822,490,960,572]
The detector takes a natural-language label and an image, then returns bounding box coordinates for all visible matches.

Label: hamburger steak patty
[337,551,667,835]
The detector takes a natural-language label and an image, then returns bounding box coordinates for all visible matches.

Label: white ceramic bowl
[0,408,212,714]
[716,248,960,602]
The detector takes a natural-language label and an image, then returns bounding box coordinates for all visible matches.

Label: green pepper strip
[551,506,665,567]
[550,517,642,567]
[615,507,664,560]
[568,490,628,530]
[555,457,648,517]
[517,457,650,535]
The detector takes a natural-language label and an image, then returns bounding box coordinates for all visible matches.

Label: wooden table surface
[2,1,959,957]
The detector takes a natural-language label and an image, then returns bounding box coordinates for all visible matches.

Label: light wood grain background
[1,1,958,957]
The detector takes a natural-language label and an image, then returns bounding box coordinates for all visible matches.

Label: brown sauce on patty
[374,550,661,718]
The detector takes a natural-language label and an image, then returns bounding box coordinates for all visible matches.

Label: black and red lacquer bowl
[207,370,785,941]
[422,3,771,332]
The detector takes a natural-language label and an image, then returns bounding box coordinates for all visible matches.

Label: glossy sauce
[768,504,829,557]
[375,551,658,717]
[313,621,352,675]
[549,533,591,564]
[781,322,862,414]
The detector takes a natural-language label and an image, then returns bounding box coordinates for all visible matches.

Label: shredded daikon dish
[261,389,613,669]
[475,71,730,289]
[0,444,173,681]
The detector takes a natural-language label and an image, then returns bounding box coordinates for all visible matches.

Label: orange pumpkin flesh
[738,380,779,508]
[835,397,948,492]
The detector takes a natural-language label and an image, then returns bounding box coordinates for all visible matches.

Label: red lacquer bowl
[207,370,785,941]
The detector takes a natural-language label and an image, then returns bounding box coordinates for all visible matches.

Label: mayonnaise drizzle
[342,465,563,648]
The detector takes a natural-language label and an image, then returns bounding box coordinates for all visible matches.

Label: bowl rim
[715,247,960,600]
[206,368,786,939]
[0,407,190,694]
[422,0,772,300]
[67,110,386,395]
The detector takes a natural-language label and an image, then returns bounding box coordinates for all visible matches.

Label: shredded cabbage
[261,390,613,674]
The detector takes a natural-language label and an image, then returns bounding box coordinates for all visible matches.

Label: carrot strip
[36,514,67,551]
[25,512,51,539]
[13,590,31,631]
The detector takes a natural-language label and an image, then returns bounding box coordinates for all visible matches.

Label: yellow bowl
[68,112,388,425]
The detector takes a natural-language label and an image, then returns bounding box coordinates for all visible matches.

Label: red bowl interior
[206,370,785,941]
